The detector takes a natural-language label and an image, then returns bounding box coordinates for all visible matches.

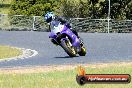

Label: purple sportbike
[49,22,86,57]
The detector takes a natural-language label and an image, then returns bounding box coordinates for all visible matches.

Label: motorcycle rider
[44,12,83,46]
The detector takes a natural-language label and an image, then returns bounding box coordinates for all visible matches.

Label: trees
[9,0,132,19]
[60,0,92,18]
[9,0,59,16]
[109,0,131,19]
[60,0,109,19]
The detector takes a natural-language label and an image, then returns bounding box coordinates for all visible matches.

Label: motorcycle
[49,22,86,57]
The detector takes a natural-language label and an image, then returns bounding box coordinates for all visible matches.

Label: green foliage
[9,15,33,29]
[8,0,60,30]
[100,0,132,20]
[6,0,132,19]
[9,0,59,16]
[60,0,108,18]
[60,0,132,19]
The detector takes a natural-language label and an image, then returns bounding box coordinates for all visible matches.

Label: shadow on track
[55,56,79,58]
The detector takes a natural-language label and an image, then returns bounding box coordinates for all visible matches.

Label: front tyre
[78,46,86,56]
[61,39,76,57]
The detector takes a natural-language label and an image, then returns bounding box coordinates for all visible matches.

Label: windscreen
[51,21,65,34]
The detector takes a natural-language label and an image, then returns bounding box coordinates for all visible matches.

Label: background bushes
[8,0,132,20]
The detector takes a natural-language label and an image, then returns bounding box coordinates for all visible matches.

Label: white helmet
[44,12,55,23]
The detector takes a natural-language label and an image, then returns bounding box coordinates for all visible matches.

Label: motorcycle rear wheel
[78,46,86,56]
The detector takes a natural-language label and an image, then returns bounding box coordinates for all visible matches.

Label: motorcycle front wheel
[60,39,76,57]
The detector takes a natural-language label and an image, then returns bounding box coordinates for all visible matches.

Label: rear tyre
[78,46,86,56]
[61,39,76,57]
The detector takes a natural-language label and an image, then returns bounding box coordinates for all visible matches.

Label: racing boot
[51,39,59,46]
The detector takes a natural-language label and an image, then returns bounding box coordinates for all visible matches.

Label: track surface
[0,31,132,68]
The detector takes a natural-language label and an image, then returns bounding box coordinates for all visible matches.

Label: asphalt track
[0,31,132,68]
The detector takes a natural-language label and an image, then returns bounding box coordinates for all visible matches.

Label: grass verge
[0,0,13,14]
[0,63,132,88]
[0,45,22,59]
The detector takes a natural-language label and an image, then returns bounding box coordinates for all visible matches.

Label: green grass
[0,6,10,14]
[0,45,22,59]
[0,64,132,88]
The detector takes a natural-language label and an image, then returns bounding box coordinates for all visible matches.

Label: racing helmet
[44,12,55,23]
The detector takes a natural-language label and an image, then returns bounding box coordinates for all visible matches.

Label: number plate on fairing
[52,24,64,34]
